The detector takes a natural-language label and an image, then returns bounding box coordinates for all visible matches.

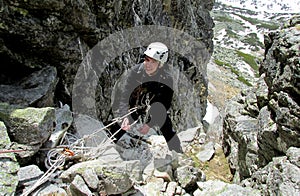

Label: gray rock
[69,175,93,196]
[18,165,44,191]
[178,126,200,151]
[286,147,300,167]
[0,103,55,146]
[74,114,110,147]
[255,74,269,108]
[195,180,261,196]
[196,141,215,162]
[33,184,67,196]
[0,121,19,195]
[0,66,58,107]
[60,159,138,195]
[257,106,280,166]
[81,168,99,190]
[45,103,73,148]
[137,177,165,195]
[260,16,300,139]
[165,181,178,196]
[243,155,300,196]
[175,165,205,191]
[223,16,300,188]
[223,96,259,182]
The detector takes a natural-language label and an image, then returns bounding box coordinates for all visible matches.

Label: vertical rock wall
[0,0,215,131]
[223,16,300,194]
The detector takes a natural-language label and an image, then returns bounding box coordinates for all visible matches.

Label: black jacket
[118,63,174,128]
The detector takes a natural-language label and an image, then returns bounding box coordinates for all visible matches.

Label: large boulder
[0,103,55,158]
[60,159,140,195]
[195,180,261,196]
[0,66,58,107]
[242,147,300,196]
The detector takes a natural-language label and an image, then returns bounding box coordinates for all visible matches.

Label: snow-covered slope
[210,0,299,88]
[207,0,299,115]
[212,1,298,54]
[216,0,300,13]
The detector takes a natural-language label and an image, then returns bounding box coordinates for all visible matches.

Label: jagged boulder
[0,103,55,145]
[242,147,300,196]
[222,15,300,192]
[0,103,55,158]
[259,15,300,156]
[17,164,44,194]
[45,103,73,148]
[60,159,139,195]
[0,66,58,107]
[195,180,261,196]
[223,89,260,182]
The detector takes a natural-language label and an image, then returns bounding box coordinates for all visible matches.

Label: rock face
[223,16,300,194]
[259,16,300,153]
[0,0,215,132]
[243,148,300,196]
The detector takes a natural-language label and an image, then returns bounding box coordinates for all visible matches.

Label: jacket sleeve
[117,65,141,122]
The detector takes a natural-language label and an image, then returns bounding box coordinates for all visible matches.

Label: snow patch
[216,0,300,13]
[203,100,220,125]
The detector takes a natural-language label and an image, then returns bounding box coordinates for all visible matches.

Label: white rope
[69,107,138,148]
[21,108,139,196]
[21,154,66,196]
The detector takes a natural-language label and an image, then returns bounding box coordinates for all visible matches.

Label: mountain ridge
[209,1,299,91]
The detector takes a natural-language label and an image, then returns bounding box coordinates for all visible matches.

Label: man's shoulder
[160,67,173,80]
[125,63,143,81]
[131,63,144,73]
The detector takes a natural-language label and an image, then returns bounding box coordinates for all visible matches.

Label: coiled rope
[22,107,141,196]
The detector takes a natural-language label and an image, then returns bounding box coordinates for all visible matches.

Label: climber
[108,42,182,153]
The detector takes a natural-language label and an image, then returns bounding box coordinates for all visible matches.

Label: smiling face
[144,55,160,76]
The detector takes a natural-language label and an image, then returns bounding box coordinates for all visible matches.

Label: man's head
[143,42,168,75]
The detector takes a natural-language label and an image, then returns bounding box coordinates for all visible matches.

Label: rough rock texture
[0,66,58,107]
[259,16,300,154]
[222,15,300,194]
[195,180,261,196]
[0,121,19,195]
[0,103,55,146]
[242,148,300,196]
[60,159,138,195]
[223,88,260,182]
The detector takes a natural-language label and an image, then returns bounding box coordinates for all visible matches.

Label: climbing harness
[136,92,153,125]
[143,93,151,123]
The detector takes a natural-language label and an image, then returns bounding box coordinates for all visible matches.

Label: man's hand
[121,118,130,131]
[139,124,150,135]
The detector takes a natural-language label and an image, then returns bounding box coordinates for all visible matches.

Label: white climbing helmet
[144,42,168,64]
